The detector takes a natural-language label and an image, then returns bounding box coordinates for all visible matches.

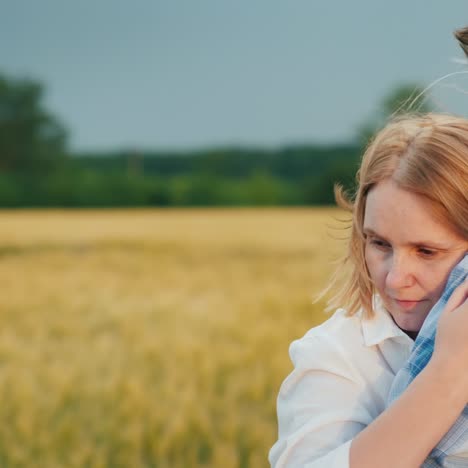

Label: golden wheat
[0,208,346,467]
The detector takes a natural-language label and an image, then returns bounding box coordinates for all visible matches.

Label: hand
[431,281,468,392]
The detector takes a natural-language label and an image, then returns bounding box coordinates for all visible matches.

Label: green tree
[0,73,68,173]
[358,83,434,146]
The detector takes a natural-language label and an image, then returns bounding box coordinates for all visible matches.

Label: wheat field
[0,208,347,467]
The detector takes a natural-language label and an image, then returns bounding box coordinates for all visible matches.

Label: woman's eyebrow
[363,227,450,249]
[363,227,392,244]
[363,227,386,239]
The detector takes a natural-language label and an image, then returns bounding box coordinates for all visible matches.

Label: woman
[269,113,468,467]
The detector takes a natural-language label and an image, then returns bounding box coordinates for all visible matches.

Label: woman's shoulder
[288,308,365,379]
[291,308,363,358]
[303,307,363,341]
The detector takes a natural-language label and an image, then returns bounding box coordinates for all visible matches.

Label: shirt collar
[360,295,411,347]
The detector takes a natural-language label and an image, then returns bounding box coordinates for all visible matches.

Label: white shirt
[269,297,415,467]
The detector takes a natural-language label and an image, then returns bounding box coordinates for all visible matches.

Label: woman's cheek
[364,244,377,269]
[365,248,384,287]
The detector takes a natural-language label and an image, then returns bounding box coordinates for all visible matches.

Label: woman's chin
[391,311,427,332]
[387,301,431,333]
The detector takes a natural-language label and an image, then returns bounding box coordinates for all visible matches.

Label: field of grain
[0,208,347,467]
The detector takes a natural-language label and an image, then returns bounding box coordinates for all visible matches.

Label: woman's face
[363,179,468,332]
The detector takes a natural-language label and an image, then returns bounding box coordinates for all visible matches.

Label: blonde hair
[327,113,468,319]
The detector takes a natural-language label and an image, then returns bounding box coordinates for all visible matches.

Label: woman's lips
[394,299,422,310]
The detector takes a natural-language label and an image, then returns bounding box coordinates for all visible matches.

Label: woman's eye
[418,248,437,258]
[370,239,390,249]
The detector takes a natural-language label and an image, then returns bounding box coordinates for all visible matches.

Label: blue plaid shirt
[387,254,468,467]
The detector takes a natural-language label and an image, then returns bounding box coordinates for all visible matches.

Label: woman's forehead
[363,180,465,245]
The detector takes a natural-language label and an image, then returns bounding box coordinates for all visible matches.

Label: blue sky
[1,1,468,151]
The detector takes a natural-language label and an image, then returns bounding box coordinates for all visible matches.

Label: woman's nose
[385,255,414,290]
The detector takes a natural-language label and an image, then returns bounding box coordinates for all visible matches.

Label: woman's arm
[352,285,468,468]
[350,359,467,468]
[269,336,371,468]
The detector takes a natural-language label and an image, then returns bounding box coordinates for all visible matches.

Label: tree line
[0,73,429,207]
